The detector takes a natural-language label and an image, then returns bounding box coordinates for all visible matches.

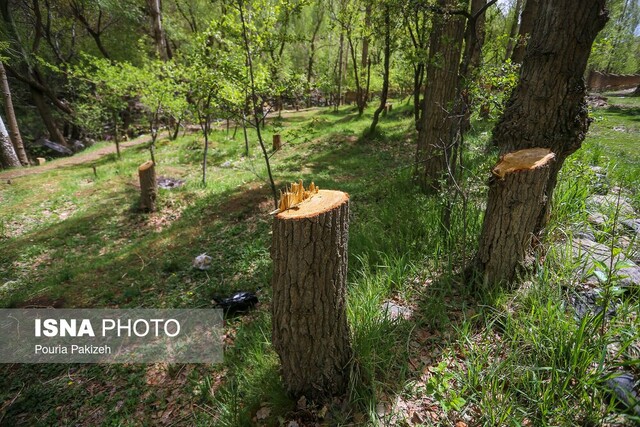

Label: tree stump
[273,134,282,151]
[387,103,392,112]
[476,148,555,284]
[138,160,157,212]
[271,187,352,399]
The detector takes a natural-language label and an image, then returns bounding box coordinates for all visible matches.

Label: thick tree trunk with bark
[476,0,608,285]
[0,115,21,168]
[415,0,467,193]
[271,189,352,400]
[138,160,157,212]
[0,61,28,165]
[476,149,554,283]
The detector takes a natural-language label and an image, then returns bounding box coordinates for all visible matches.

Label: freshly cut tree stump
[476,148,555,284]
[272,134,282,151]
[138,160,157,212]
[271,185,352,399]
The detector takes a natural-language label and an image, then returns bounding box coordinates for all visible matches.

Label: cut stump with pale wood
[271,186,352,399]
[138,160,157,212]
[476,148,555,284]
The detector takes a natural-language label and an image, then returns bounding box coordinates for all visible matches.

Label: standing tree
[400,0,430,127]
[510,0,540,64]
[148,0,172,61]
[369,1,392,135]
[415,0,468,193]
[475,0,608,285]
[0,114,20,168]
[0,60,28,165]
[237,0,278,208]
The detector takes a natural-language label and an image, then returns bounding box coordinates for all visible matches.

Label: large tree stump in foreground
[476,148,555,285]
[271,185,352,399]
[138,160,157,212]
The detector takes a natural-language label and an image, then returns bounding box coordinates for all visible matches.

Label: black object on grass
[214,291,258,315]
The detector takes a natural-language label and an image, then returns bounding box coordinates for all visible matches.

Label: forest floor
[0,95,639,426]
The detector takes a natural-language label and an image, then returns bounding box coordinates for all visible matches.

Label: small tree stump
[36,157,46,165]
[138,160,157,212]
[271,189,352,399]
[387,103,393,112]
[476,148,555,284]
[273,134,282,151]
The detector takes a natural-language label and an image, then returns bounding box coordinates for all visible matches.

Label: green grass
[1,97,639,425]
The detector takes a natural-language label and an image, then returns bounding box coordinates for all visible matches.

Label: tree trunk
[138,160,157,212]
[0,114,21,168]
[369,4,391,135]
[476,149,554,284]
[0,61,28,165]
[306,8,323,108]
[359,4,371,111]
[510,0,540,64]
[415,0,467,193]
[271,189,352,400]
[336,32,344,110]
[148,0,170,61]
[459,0,489,134]
[476,0,608,285]
[504,0,524,61]
[31,87,67,147]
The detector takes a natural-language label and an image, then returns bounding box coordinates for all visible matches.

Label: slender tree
[237,0,278,208]
[475,0,608,284]
[0,61,28,165]
[369,2,391,134]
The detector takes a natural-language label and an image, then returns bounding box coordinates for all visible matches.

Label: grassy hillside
[0,96,638,426]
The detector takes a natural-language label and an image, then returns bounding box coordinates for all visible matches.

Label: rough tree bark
[271,189,352,400]
[415,0,468,193]
[138,160,157,212]
[0,114,21,168]
[476,149,554,284]
[0,61,28,165]
[476,0,608,285]
[510,0,540,64]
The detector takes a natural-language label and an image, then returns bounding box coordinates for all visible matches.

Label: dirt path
[0,133,157,180]
[0,107,323,181]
